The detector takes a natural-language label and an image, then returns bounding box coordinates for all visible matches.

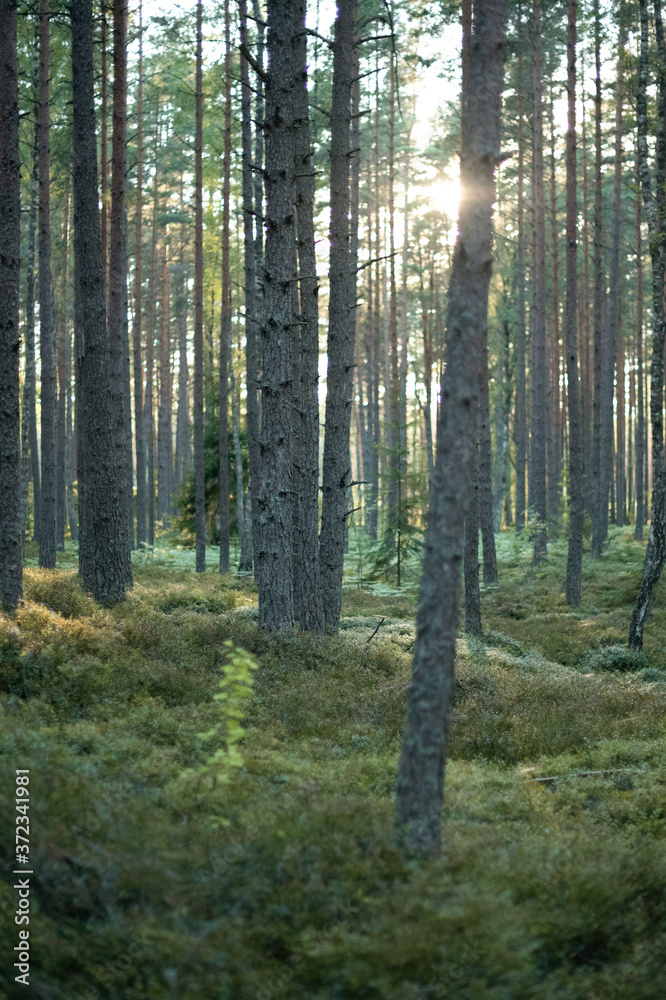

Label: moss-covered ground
[1,527,666,999]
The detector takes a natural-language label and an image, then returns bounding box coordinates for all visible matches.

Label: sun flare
[427,178,461,221]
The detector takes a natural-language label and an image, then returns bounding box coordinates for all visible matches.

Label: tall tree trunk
[56,191,70,550]
[230,327,252,572]
[193,0,206,571]
[101,1,108,301]
[219,0,232,573]
[565,0,584,605]
[591,0,606,557]
[133,0,146,547]
[256,0,296,630]
[175,189,190,490]
[72,0,126,603]
[464,439,482,634]
[635,149,645,541]
[320,0,356,634]
[629,0,666,648]
[292,0,324,632]
[252,0,265,291]
[65,263,77,542]
[514,44,527,534]
[23,83,40,544]
[108,0,133,583]
[529,0,547,563]
[478,341,498,582]
[616,320,626,524]
[0,0,22,610]
[547,91,561,533]
[239,0,259,572]
[157,243,172,522]
[387,51,400,547]
[580,53,593,518]
[38,0,57,570]
[395,0,508,854]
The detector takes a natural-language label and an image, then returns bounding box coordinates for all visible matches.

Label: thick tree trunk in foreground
[194,0,206,572]
[39,0,57,570]
[565,0,584,606]
[529,0,547,563]
[0,0,23,611]
[256,0,296,630]
[108,0,133,583]
[292,0,324,632]
[239,0,259,573]
[395,0,507,854]
[464,441,482,634]
[72,0,126,604]
[320,0,356,635]
[630,0,666,649]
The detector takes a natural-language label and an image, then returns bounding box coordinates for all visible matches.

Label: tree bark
[629,0,666,649]
[218,0,232,574]
[157,243,172,522]
[239,0,259,573]
[72,0,126,603]
[591,0,606,557]
[635,148,645,541]
[38,0,57,570]
[395,0,507,854]
[514,44,527,534]
[320,0,356,635]
[133,0,146,547]
[56,191,70,550]
[193,0,206,571]
[529,0,547,563]
[292,0,324,632]
[478,341,498,583]
[565,0,584,606]
[256,0,297,630]
[0,0,22,610]
[23,93,40,545]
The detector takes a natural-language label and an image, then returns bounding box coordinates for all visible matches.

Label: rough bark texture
[72,0,126,604]
[0,0,23,610]
[565,0,584,606]
[514,46,527,534]
[133,1,146,548]
[629,0,666,649]
[529,0,547,563]
[464,442,482,634]
[194,0,206,572]
[23,104,40,545]
[239,0,259,574]
[256,0,296,630]
[292,0,324,632]
[218,0,232,574]
[38,0,57,570]
[108,0,133,583]
[320,0,356,635]
[395,0,507,854]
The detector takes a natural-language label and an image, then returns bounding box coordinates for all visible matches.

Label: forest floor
[1,527,666,999]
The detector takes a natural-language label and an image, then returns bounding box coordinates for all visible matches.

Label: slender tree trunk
[292,0,324,631]
[591,0,606,557]
[514,45,527,534]
[630,0,666,648]
[230,327,252,572]
[175,194,190,490]
[387,51,400,546]
[239,0,259,572]
[157,243,172,521]
[108,0,133,582]
[565,0,583,605]
[616,319,626,525]
[56,191,70,550]
[256,0,297,630]
[24,97,40,545]
[395,0,508,854]
[193,0,206,571]
[320,0,356,634]
[530,0,547,563]
[65,266,77,542]
[478,341,498,583]
[464,439,482,634]
[101,2,108,300]
[133,0,146,547]
[0,0,22,610]
[580,54,593,518]
[547,91,561,533]
[218,0,232,573]
[38,0,57,570]
[72,0,126,603]
[635,148,645,541]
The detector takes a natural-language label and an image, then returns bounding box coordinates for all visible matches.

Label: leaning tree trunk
[239,0,259,573]
[292,0,324,632]
[256,0,297,630]
[108,0,133,584]
[193,0,206,572]
[0,0,23,611]
[564,0,584,606]
[629,0,666,649]
[320,0,356,635]
[395,0,508,855]
[38,0,57,570]
[71,0,126,604]
[529,0,547,563]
